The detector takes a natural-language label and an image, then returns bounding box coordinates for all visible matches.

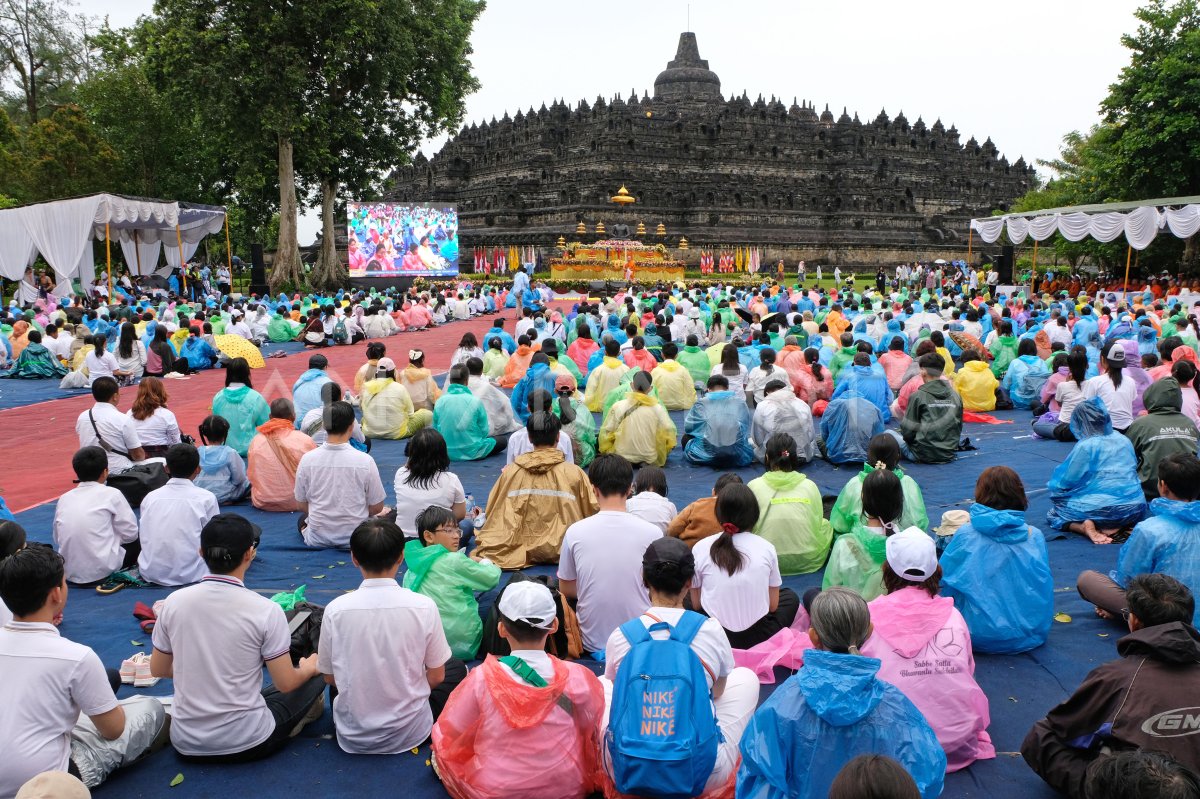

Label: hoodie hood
[402,539,449,592]
[198,445,232,471]
[868,588,955,658]
[362,376,393,398]
[219,384,253,404]
[1070,397,1114,439]
[963,360,991,374]
[514,447,566,474]
[1143,377,1184,414]
[798,649,885,726]
[1149,497,1200,526]
[763,470,805,492]
[1116,621,1200,664]
[918,378,955,402]
[294,368,327,387]
[967,502,1030,544]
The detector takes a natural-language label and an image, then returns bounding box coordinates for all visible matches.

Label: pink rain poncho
[432,655,606,799]
[861,587,995,771]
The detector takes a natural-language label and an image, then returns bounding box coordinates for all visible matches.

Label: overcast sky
[79,0,1144,243]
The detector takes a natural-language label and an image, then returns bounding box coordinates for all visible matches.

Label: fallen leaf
[337,561,346,566]
[311,575,325,580]
[425,759,431,767]
[327,564,336,569]
[1008,696,1019,702]
[130,640,144,646]
[1053,612,1072,623]
[411,747,420,755]
[170,774,184,787]
[1097,633,1110,638]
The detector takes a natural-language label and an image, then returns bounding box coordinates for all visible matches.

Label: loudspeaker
[249,244,269,295]
[997,245,1015,284]
[589,280,608,295]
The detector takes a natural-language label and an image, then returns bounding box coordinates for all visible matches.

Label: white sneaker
[133,654,159,687]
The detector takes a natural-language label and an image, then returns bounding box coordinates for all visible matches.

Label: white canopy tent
[0,193,228,295]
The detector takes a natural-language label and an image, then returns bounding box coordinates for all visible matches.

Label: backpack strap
[667,610,706,647]
[619,618,652,647]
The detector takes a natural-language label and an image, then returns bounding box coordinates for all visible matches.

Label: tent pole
[176,225,188,295]
[1123,245,1133,302]
[1031,239,1038,295]
[967,226,973,267]
[224,212,233,276]
[105,222,112,300]
[133,229,142,276]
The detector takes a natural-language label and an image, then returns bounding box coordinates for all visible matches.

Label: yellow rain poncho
[583,356,629,412]
[360,377,432,439]
[650,359,697,410]
[599,391,677,467]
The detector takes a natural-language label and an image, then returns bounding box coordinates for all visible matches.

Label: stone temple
[385,32,1035,268]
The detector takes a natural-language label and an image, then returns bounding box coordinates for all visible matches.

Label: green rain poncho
[432,383,495,461]
[678,344,713,385]
[989,335,1019,379]
[555,395,597,468]
[4,343,67,379]
[268,314,300,342]
[747,470,831,575]
[830,465,930,535]
[402,540,501,660]
[482,348,508,380]
[822,520,888,600]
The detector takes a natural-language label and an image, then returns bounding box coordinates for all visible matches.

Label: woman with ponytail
[602,537,759,796]
[796,346,833,414]
[822,468,903,601]
[829,433,929,535]
[737,587,947,799]
[747,433,831,575]
[691,482,799,649]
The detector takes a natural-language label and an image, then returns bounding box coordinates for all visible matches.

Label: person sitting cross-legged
[294,401,387,549]
[52,446,139,585]
[682,375,755,467]
[1077,453,1200,625]
[888,352,963,464]
[319,518,467,754]
[360,357,433,440]
[431,580,607,799]
[475,411,599,569]
[1022,574,1200,797]
[599,371,677,467]
[0,546,168,796]
[433,364,507,461]
[248,399,317,512]
[150,513,326,763]
[137,443,219,587]
[751,378,817,464]
[735,588,946,799]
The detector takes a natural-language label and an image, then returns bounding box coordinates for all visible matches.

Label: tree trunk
[310,177,345,290]
[270,135,304,292]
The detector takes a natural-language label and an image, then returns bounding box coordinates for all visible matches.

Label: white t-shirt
[744,365,789,403]
[318,578,451,754]
[84,349,120,381]
[152,575,292,756]
[603,607,733,690]
[138,478,220,586]
[558,510,664,652]
[299,407,365,445]
[294,443,386,547]
[625,491,678,533]
[76,401,142,474]
[0,622,118,798]
[505,429,574,465]
[1054,379,1086,425]
[710,363,749,396]
[128,406,181,447]
[52,482,139,583]
[1083,372,1137,430]
[692,533,782,633]
[392,468,466,538]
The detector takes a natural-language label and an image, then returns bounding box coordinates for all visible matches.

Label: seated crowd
[3,277,1200,799]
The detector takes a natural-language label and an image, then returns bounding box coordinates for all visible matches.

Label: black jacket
[1021,622,1200,797]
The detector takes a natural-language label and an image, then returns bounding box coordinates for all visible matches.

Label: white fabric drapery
[971,201,1200,251]
[164,241,201,269]
[0,194,225,290]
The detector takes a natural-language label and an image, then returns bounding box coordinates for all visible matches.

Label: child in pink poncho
[861,527,995,772]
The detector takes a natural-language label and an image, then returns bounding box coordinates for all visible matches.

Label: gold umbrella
[213,334,265,369]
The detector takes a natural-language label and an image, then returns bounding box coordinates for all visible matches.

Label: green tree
[20,103,116,200]
[0,0,93,123]
[150,0,483,291]
[300,0,484,289]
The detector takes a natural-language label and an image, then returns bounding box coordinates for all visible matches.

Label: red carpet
[1,312,534,513]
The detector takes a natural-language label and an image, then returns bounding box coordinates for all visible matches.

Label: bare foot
[1095,607,1116,620]
[1082,520,1113,545]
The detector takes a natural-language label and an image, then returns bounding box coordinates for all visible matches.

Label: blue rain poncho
[1002,354,1050,409]
[510,361,558,424]
[1115,498,1200,626]
[830,365,892,423]
[682,389,754,467]
[819,397,884,465]
[941,503,1053,654]
[737,649,946,799]
[291,368,331,429]
[1046,398,1148,531]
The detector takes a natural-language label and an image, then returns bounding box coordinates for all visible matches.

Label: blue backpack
[606,611,720,799]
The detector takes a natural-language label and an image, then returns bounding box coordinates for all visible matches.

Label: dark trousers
[488,432,511,457]
[179,675,327,764]
[723,588,801,650]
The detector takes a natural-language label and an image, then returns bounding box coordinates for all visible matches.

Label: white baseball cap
[498,581,557,629]
[885,527,939,582]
